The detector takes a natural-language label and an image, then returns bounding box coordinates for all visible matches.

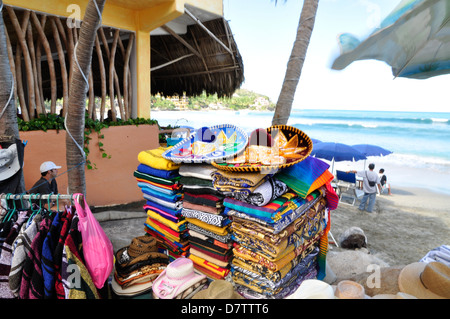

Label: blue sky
[223,0,450,113]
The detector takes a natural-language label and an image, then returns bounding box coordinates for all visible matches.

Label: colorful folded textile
[185,217,230,237]
[189,243,232,263]
[138,147,180,171]
[211,170,268,194]
[181,185,223,196]
[231,201,327,258]
[143,202,182,222]
[145,217,188,243]
[231,251,317,296]
[189,229,232,249]
[144,227,189,258]
[179,164,217,180]
[181,208,229,227]
[134,169,180,186]
[183,192,224,208]
[187,223,231,243]
[275,156,333,198]
[234,265,318,299]
[143,195,182,211]
[189,254,230,278]
[230,196,327,246]
[189,237,232,256]
[137,182,179,195]
[224,190,324,234]
[182,201,223,215]
[146,210,187,232]
[190,247,230,268]
[137,163,180,179]
[232,223,324,273]
[140,186,182,203]
[225,177,289,207]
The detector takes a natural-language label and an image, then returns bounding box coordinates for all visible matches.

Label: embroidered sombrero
[162,124,248,164]
[211,125,312,173]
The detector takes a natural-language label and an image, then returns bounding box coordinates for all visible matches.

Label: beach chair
[335,170,363,206]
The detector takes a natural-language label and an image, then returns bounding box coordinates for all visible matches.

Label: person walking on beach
[348,163,380,213]
[378,168,392,195]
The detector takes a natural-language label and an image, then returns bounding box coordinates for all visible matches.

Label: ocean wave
[289,112,450,126]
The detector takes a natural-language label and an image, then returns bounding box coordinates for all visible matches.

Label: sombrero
[211,125,312,173]
[162,124,248,164]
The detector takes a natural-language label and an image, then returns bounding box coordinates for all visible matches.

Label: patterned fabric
[185,217,230,237]
[275,156,332,198]
[20,217,52,299]
[181,208,228,227]
[0,211,28,299]
[225,190,324,233]
[9,214,42,297]
[234,266,318,299]
[187,223,231,243]
[224,177,289,207]
[62,216,100,299]
[211,170,268,195]
[189,253,230,278]
[231,255,317,296]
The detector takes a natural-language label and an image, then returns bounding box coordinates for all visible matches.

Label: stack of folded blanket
[135,147,189,260]
[178,164,233,280]
[217,158,335,299]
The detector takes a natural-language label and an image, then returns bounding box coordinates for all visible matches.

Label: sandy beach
[329,185,450,268]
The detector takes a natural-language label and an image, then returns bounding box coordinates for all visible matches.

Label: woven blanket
[275,156,332,198]
[138,147,180,171]
[137,164,180,180]
[181,208,229,227]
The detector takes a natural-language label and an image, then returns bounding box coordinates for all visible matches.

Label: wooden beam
[160,24,202,59]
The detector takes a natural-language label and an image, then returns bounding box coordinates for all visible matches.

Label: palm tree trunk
[66,0,106,195]
[272,0,319,125]
[0,1,25,193]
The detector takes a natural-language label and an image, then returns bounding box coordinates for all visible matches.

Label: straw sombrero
[398,262,450,299]
[162,124,248,164]
[211,125,312,173]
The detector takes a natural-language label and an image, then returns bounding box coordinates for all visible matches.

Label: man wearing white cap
[30,161,62,195]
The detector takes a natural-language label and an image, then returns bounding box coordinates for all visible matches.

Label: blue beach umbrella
[352,144,392,157]
[332,0,450,79]
[311,142,367,173]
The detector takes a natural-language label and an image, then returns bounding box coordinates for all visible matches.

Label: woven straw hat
[192,280,242,299]
[398,262,450,299]
[286,279,335,299]
[334,280,367,299]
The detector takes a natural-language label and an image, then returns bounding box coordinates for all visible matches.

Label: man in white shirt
[349,163,380,213]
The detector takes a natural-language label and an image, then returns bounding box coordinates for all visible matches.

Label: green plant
[18,113,159,169]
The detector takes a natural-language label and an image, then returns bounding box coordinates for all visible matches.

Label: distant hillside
[151,89,275,111]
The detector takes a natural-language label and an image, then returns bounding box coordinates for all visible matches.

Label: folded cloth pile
[179,164,233,280]
[218,163,331,298]
[135,147,187,260]
[112,235,170,297]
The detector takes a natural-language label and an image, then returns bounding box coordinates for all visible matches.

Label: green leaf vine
[18,113,159,169]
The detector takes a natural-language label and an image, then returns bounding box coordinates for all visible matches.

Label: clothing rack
[0,193,84,211]
[0,193,76,201]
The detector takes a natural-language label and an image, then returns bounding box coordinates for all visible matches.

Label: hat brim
[111,275,155,296]
[152,268,206,299]
[0,144,20,181]
[398,262,445,299]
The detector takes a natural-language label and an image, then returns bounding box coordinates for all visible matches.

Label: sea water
[151,109,450,195]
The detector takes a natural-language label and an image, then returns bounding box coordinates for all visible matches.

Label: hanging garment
[41,211,63,299]
[9,214,42,297]
[19,217,52,299]
[54,209,73,299]
[61,216,100,299]
[0,210,28,298]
